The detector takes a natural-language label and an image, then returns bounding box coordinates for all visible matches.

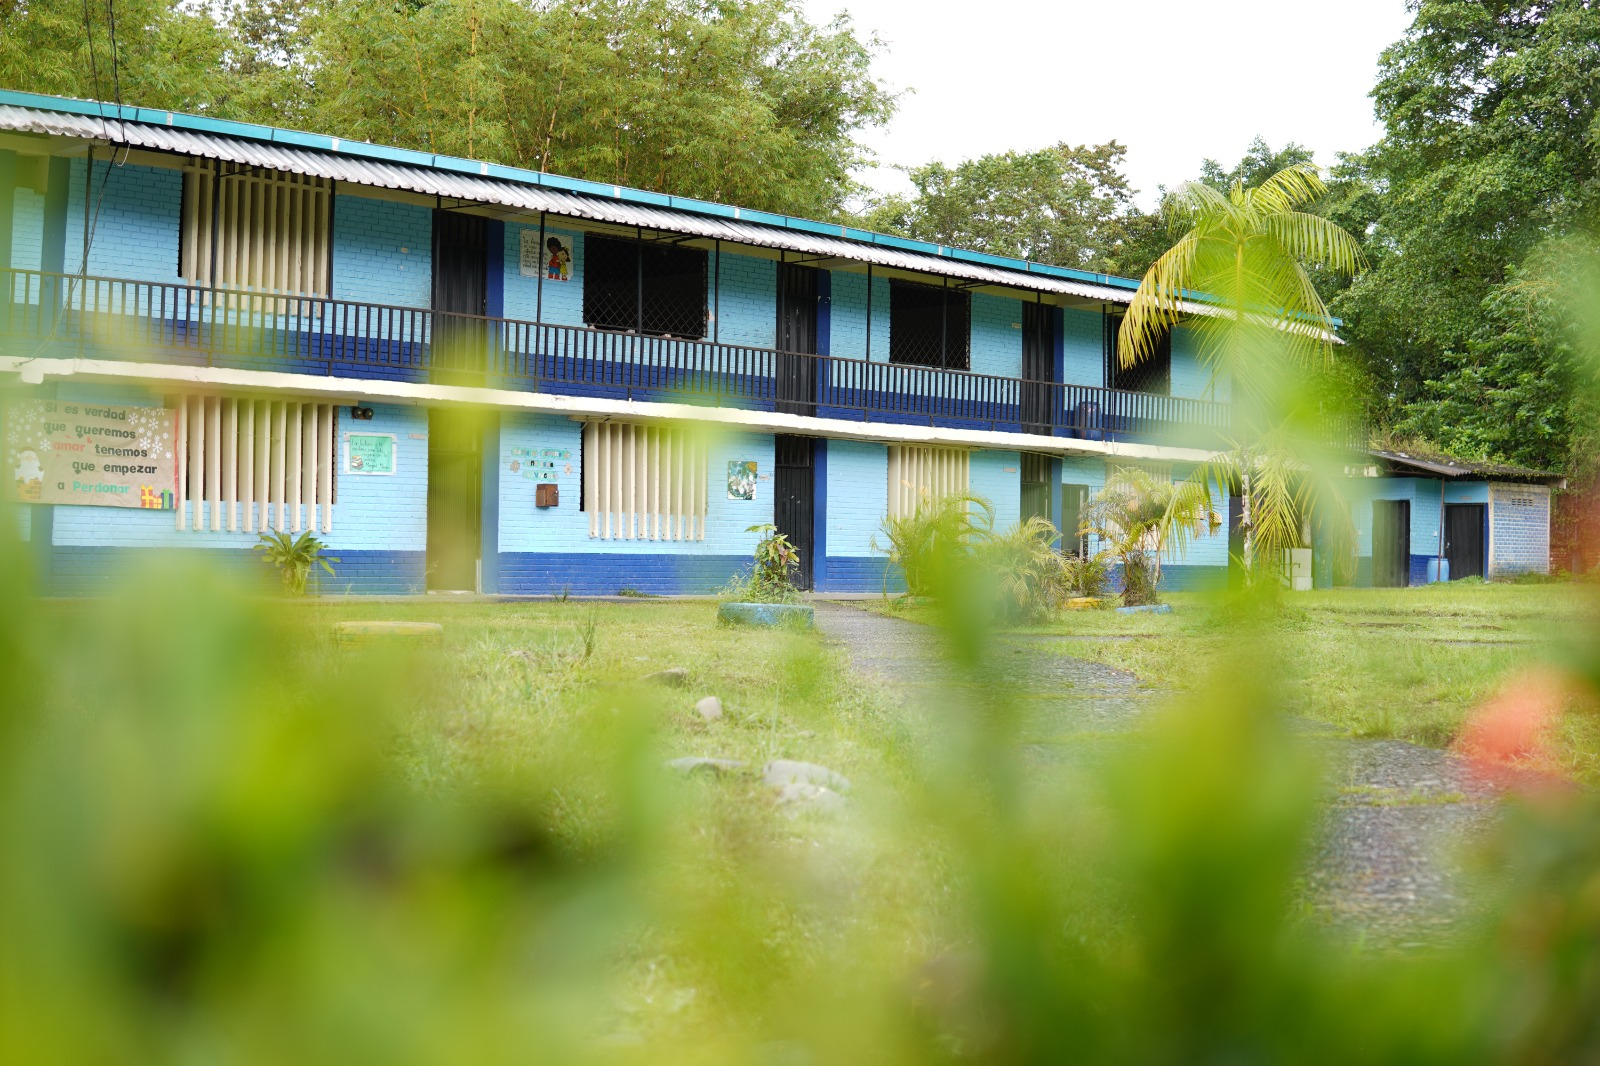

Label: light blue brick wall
[1489,483,1550,577]
[713,251,775,349]
[331,194,431,308]
[46,383,426,553]
[970,294,1022,378]
[1167,463,1230,568]
[496,413,772,555]
[824,438,888,557]
[971,449,1021,531]
[502,222,583,325]
[1347,476,1441,561]
[1062,307,1103,387]
[64,160,182,282]
[1445,482,1489,505]
[11,186,44,271]
[828,270,889,363]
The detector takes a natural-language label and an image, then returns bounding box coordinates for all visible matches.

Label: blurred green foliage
[3,526,1600,1063]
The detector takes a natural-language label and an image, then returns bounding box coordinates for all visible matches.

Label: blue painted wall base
[45,547,426,595]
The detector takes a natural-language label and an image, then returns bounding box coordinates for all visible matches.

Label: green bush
[872,491,994,598]
[253,530,338,595]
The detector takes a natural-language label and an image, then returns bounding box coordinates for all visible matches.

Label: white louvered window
[173,396,337,534]
[582,421,707,541]
[887,445,970,518]
[180,164,332,297]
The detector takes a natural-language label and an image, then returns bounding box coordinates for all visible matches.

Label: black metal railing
[0,269,1340,448]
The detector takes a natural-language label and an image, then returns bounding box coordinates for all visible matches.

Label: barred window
[886,444,969,518]
[582,233,707,339]
[889,280,970,371]
[1104,312,1171,395]
[581,421,707,541]
[173,396,338,534]
[180,163,332,297]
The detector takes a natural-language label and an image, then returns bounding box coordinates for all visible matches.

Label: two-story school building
[0,90,1557,594]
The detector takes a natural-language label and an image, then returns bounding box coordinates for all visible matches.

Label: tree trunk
[1241,470,1255,583]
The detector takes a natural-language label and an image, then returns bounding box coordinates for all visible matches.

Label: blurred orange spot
[1456,666,1584,791]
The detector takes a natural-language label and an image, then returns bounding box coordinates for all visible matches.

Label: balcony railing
[0,269,1316,448]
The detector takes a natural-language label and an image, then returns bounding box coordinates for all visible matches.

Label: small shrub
[253,531,338,595]
[872,492,994,598]
[979,516,1067,624]
[722,524,803,603]
[1062,551,1112,599]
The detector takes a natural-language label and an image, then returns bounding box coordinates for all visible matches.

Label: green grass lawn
[866,581,1600,781]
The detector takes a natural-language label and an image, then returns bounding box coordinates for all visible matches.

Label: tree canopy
[855,142,1144,274]
[1327,0,1600,477]
[0,0,896,218]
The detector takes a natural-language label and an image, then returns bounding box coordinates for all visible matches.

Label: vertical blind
[583,421,707,541]
[173,396,337,534]
[181,164,332,297]
[886,445,970,518]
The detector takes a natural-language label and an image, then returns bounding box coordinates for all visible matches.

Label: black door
[1020,453,1051,524]
[1445,503,1486,580]
[775,263,819,416]
[1062,483,1088,556]
[1372,499,1411,588]
[773,435,814,589]
[427,407,483,591]
[1021,302,1054,434]
[432,210,489,384]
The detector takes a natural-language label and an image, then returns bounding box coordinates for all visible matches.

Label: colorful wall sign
[344,432,397,475]
[4,399,176,508]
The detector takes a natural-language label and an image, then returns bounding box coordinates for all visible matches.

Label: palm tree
[1117,163,1364,581]
[1081,467,1217,607]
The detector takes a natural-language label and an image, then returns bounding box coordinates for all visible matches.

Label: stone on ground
[333,621,443,648]
[763,759,850,793]
[643,667,690,687]
[665,757,747,775]
[695,695,724,721]
[773,781,847,813]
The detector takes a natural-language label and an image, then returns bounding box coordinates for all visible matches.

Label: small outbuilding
[1344,451,1565,586]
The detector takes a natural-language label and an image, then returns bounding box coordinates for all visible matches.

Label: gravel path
[811,600,1502,944]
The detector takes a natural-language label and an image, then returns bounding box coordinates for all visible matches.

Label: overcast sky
[805,0,1416,208]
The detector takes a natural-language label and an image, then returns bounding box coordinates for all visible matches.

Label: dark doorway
[1021,302,1055,434]
[1445,503,1486,580]
[427,408,482,591]
[1062,483,1089,556]
[1021,453,1051,525]
[773,435,815,589]
[1371,499,1411,588]
[431,210,489,384]
[775,263,819,416]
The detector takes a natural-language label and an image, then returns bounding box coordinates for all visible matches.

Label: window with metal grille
[581,233,708,339]
[179,163,332,296]
[1104,312,1170,394]
[886,445,970,518]
[889,280,970,370]
[172,396,338,534]
[581,421,707,541]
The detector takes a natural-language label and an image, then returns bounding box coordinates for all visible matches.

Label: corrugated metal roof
[0,103,1158,305]
[1371,449,1563,485]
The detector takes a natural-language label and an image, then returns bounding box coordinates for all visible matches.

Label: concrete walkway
[811,600,1502,945]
